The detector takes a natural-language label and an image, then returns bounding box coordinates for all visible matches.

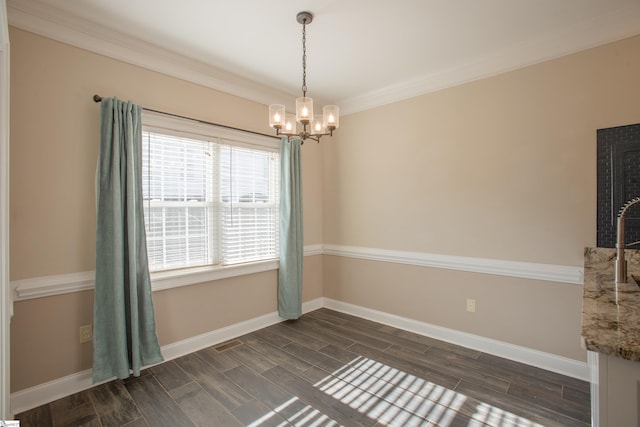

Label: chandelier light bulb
[323,105,339,132]
[311,116,324,136]
[296,97,313,124]
[269,104,285,129]
[283,114,297,135]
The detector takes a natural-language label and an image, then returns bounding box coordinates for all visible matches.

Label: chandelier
[269,12,339,143]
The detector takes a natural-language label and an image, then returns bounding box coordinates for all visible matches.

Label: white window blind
[141,120,279,273]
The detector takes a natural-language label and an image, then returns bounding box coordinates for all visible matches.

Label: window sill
[11,259,280,301]
[150,259,279,292]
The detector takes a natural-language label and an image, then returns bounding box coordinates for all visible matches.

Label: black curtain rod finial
[93,94,102,103]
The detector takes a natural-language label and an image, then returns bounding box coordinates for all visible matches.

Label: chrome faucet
[615,197,640,284]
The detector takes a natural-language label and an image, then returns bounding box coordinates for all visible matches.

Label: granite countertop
[581,247,640,361]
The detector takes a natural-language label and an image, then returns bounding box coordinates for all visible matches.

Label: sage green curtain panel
[278,137,304,319]
[93,97,163,383]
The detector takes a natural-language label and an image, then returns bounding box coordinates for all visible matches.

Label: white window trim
[11,257,280,301]
[142,110,281,272]
[142,110,280,152]
[150,258,279,291]
[10,245,325,302]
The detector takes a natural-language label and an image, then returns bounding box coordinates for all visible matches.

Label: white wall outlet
[466,298,476,313]
[79,324,92,343]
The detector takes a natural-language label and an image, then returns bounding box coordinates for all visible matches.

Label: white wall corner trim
[323,298,590,382]
[10,298,323,414]
[588,351,600,426]
[0,0,10,418]
[323,244,584,285]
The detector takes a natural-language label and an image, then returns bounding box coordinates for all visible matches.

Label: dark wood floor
[16,308,590,426]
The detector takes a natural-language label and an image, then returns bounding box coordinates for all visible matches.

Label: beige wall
[9,27,324,280]
[323,34,640,361]
[8,27,323,392]
[323,256,584,360]
[10,256,323,392]
[9,23,640,393]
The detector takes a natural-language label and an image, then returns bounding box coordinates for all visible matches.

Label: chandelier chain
[302,19,307,97]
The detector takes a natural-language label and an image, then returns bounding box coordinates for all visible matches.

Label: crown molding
[7,0,295,108]
[9,0,640,116]
[337,2,640,114]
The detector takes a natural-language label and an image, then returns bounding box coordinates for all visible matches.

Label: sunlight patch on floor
[314,355,464,426]
[248,355,546,426]
[247,396,340,427]
[313,355,544,427]
[472,402,541,426]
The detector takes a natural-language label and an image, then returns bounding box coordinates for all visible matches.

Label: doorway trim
[0,0,11,419]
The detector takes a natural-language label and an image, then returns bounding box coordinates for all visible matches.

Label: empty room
[1,0,640,426]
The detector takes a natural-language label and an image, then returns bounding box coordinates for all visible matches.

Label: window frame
[141,111,281,288]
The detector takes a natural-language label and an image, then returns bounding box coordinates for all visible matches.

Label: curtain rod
[92,95,280,140]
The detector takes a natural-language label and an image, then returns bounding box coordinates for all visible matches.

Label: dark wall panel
[597,123,640,248]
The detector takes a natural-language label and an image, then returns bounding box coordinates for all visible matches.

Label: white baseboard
[10,369,95,417]
[161,296,324,362]
[10,296,588,415]
[322,298,590,382]
[10,298,322,415]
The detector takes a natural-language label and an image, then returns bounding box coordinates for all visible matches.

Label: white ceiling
[7,0,640,114]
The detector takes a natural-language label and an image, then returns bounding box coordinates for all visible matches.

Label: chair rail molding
[11,245,325,301]
[11,244,583,302]
[323,245,584,285]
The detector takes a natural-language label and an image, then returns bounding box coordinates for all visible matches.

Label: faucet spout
[615,197,640,284]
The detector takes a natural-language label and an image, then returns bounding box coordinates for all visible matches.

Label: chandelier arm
[305,135,321,143]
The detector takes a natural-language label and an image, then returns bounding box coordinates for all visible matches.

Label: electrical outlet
[466,298,476,313]
[79,324,92,343]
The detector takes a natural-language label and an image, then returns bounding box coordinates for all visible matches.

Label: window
[141,112,280,273]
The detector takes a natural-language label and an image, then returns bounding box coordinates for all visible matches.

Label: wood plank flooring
[16,308,590,426]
